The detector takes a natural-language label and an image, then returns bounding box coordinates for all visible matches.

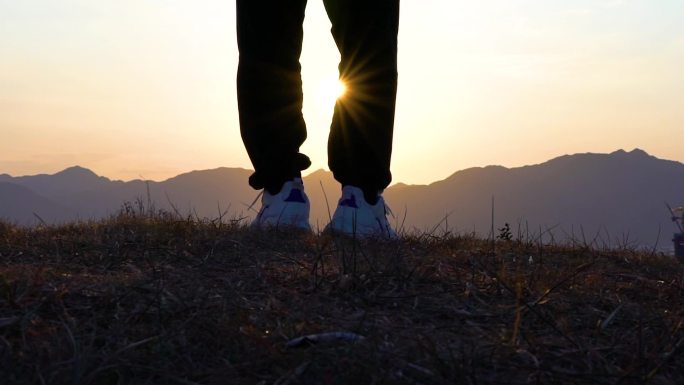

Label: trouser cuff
[248,153,311,194]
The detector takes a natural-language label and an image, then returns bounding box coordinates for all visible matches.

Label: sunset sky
[1,0,683,185]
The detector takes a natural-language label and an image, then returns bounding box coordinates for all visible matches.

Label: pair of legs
[236,0,400,205]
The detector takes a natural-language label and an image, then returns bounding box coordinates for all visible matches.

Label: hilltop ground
[1,206,683,385]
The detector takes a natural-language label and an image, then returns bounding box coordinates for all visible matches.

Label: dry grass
[1,206,683,384]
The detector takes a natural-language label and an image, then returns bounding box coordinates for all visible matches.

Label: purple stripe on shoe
[340,194,358,208]
[284,189,307,203]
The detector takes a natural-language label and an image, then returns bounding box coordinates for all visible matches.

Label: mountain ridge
[1,148,682,248]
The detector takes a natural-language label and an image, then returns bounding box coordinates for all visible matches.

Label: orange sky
[1,0,683,184]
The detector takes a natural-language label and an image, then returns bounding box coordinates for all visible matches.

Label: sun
[316,77,347,107]
[333,79,347,99]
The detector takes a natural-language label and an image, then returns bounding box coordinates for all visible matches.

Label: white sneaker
[325,185,397,239]
[251,178,311,230]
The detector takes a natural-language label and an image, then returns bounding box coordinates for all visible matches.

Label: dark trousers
[237,0,400,199]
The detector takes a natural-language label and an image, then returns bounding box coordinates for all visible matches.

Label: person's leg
[237,0,310,195]
[323,0,400,204]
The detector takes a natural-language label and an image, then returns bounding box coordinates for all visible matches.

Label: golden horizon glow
[1,1,683,184]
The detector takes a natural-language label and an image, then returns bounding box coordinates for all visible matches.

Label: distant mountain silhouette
[384,149,683,247]
[0,182,74,224]
[1,167,258,223]
[0,166,110,198]
[1,149,682,248]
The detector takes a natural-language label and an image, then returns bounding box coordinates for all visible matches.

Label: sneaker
[251,178,311,230]
[324,185,397,239]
